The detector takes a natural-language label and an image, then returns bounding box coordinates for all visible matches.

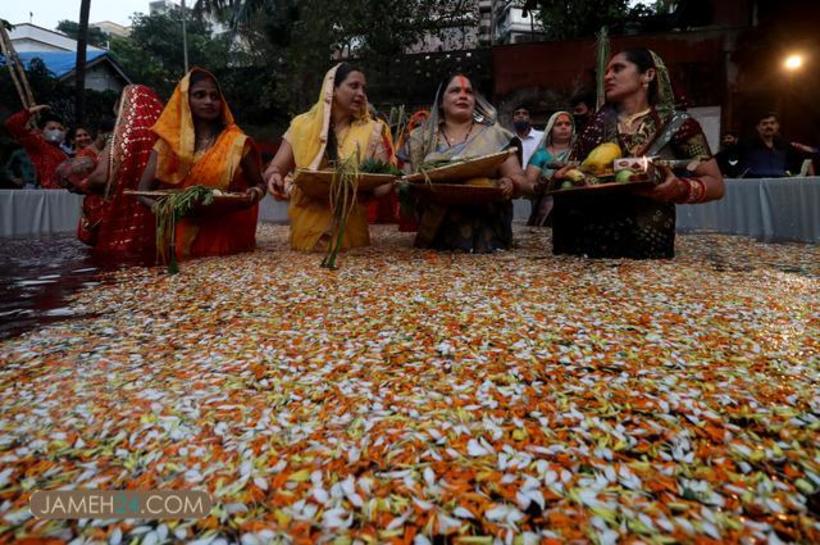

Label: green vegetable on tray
[153,185,214,274]
[358,158,402,176]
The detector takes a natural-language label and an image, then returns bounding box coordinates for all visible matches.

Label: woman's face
[75,128,92,149]
[189,76,223,122]
[604,52,653,104]
[441,75,475,122]
[550,114,573,143]
[333,70,368,118]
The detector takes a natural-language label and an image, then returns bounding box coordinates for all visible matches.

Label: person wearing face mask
[569,91,595,135]
[264,63,396,252]
[4,104,69,189]
[511,106,543,168]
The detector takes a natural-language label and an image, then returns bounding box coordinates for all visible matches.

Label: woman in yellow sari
[264,63,395,251]
[138,68,266,259]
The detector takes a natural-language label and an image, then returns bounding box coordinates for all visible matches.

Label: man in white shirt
[512,106,543,168]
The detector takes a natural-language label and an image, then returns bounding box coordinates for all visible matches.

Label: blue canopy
[0,50,108,78]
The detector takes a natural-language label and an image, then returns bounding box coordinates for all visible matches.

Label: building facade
[6,23,130,94]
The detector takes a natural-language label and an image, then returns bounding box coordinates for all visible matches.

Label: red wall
[492,30,730,106]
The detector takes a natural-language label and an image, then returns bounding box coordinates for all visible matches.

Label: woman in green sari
[400,74,529,253]
[551,48,724,259]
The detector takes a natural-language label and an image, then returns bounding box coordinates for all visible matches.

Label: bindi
[457,76,469,96]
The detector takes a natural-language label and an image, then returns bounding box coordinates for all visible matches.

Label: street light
[783,54,804,71]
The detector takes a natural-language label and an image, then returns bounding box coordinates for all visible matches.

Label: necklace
[441,121,474,148]
[196,132,218,152]
[617,108,651,135]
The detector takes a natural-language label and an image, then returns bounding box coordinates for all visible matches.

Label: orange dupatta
[151,68,258,259]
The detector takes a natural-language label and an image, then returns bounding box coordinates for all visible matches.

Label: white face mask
[43,128,66,144]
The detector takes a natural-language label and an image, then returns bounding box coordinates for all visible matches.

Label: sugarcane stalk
[153,186,214,274]
[0,26,32,109]
[321,155,359,269]
[595,26,610,111]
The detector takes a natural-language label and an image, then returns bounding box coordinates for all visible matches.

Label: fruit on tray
[615,170,633,183]
[565,169,586,183]
[580,143,622,175]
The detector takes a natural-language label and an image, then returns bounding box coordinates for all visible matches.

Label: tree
[75,0,91,126]
[109,11,232,99]
[194,0,478,112]
[0,58,117,128]
[525,0,656,39]
[56,20,109,48]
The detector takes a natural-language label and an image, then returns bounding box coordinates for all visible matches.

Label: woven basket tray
[544,174,654,196]
[124,189,248,201]
[403,148,517,184]
[293,169,396,200]
[410,182,506,206]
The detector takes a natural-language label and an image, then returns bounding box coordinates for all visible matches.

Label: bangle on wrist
[675,178,706,204]
[686,178,706,203]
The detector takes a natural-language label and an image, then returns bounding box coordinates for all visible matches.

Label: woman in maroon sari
[59,85,164,259]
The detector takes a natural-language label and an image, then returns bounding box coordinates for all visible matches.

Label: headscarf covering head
[611,48,675,117]
[537,110,575,150]
[286,63,372,170]
[151,67,237,185]
[413,73,500,165]
[106,84,163,196]
[571,49,680,161]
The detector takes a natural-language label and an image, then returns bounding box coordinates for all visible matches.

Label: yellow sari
[284,64,394,252]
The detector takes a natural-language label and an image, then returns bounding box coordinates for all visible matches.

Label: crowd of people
[1,46,814,262]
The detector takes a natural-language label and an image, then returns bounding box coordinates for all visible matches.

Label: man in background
[741,112,816,177]
[511,105,543,168]
[714,131,743,178]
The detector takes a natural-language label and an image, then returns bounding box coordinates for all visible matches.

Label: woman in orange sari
[138,68,266,259]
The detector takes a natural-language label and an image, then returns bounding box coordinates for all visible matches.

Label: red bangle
[684,178,707,203]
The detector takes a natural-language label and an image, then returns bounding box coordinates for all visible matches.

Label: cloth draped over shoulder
[85,85,164,256]
[403,84,511,172]
[554,50,712,259]
[284,63,395,252]
[403,85,516,252]
[526,111,575,227]
[152,68,259,259]
[529,110,575,177]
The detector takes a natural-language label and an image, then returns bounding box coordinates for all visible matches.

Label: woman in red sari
[58,84,164,258]
[138,68,266,259]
